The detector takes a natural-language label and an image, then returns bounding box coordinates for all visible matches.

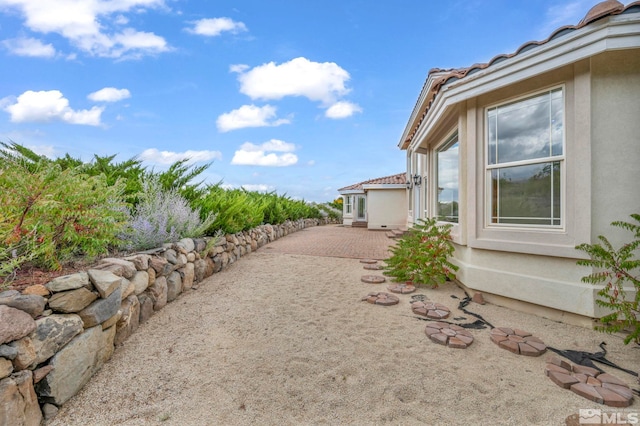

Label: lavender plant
[119,178,216,251]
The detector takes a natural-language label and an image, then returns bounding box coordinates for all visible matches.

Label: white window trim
[432,128,461,242]
[467,77,591,259]
[483,85,566,231]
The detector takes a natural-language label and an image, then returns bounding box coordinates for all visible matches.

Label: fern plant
[576,214,640,345]
[383,217,458,288]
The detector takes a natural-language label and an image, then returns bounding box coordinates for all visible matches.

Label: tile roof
[338,173,406,192]
[401,0,640,149]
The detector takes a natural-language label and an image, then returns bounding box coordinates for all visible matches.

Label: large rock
[0,358,12,380]
[0,371,42,426]
[28,314,84,368]
[0,305,36,345]
[78,288,122,328]
[149,256,172,276]
[0,345,18,360]
[131,271,150,295]
[45,272,89,293]
[35,325,115,405]
[137,294,154,324]
[119,278,135,301]
[97,258,137,279]
[0,290,46,318]
[179,263,195,291]
[147,276,167,311]
[21,285,49,297]
[47,287,97,313]
[166,271,182,302]
[114,295,140,346]
[7,336,36,370]
[87,269,121,298]
[123,254,150,271]
[194,259,207,283]
[176,238,195,253]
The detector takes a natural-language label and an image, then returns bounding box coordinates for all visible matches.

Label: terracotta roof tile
[338,173,406,192]
[402,0,640,149]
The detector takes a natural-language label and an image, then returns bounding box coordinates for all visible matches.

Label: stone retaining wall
[0,218,325,425]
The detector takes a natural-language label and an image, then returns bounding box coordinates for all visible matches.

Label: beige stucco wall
[366,189,407,230]
[590,50,640,246]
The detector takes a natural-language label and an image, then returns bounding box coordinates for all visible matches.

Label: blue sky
[0,0,623,202]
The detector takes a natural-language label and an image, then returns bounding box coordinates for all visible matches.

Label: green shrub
[0,159,128,276]
[196,186,265,234]
[383,217,458,288]
[576,214,640,344]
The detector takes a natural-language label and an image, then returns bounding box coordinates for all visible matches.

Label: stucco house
[338,173,407,230]
[398,0,640,325]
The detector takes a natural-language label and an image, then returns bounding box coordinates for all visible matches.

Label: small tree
[383,217,458,288]
[576,214,640,345]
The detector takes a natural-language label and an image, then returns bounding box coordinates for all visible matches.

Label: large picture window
[437,133,459,223]
[486,88,564,226]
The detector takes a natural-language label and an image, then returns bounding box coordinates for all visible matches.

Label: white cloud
[186,17,247,36]
[2,37,55,57]
[139,148,222,165]
[233,57,351,105]
[231,140,298,167]
[325,101,362,119]
[3,90,103,126]
[241,184,273,192]
[88,87,131,102]
[0,0,169,59]
[216,104,290,132]
[538,0,594,38]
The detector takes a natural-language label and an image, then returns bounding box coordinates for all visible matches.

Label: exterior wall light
[406,180,413,189]
[413,174,422,186]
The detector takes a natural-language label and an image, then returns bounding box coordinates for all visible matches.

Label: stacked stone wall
[0,218,325,425]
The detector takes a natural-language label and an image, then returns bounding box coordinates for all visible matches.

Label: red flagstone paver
[411,301,451,319]
[361,292,399,306]
[361,275,386,284]
[424,322,474,349]
[387,283,416,294]
[364,264,383,270]
[544,355,634,407]
[490,327,547,356]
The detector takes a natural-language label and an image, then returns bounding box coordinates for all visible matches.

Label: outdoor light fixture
[413,174,422,186]
[406,180,413,189]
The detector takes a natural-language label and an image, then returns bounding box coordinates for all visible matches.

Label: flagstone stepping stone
[361,275,386,284]
[545,356,634,407]
[489,327,547,356]
[424,322,474,349]
[387,283,416,294]
[364,264,383,270]
[361,292,399,306]
[410,301,450,319]
[359,259,378,264]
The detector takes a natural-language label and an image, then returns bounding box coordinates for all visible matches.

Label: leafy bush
[383,217,458,288]
[0,158,128,276]
[576,214,640,345]
[118,178,216,251]
[195,186,265,235]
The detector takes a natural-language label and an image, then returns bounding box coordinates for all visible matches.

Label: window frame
[436,131,460,224]
[484,85,566,230]
[344,195,352,214]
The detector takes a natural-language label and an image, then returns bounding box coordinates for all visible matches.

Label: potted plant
[383,217,458,288]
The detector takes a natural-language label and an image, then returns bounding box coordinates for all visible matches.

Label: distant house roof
[399,0,640,149]
[338,173,406,193]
